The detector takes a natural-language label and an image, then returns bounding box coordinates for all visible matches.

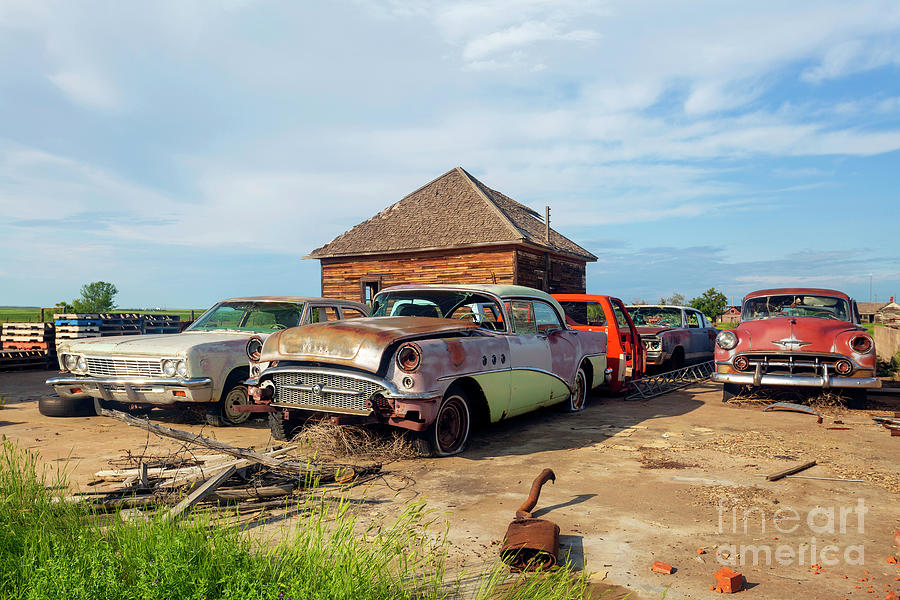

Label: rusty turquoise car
[248,285,610,455]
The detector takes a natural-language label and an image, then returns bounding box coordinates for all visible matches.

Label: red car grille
[735,353,848,376]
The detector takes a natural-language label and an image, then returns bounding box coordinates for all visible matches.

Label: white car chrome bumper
[46,375,214,404]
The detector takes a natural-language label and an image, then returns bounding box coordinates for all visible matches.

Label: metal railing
[625,360,715,401]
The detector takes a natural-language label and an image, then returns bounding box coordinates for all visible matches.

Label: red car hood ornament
[770,337,812,350]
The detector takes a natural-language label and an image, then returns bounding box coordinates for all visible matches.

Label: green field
[0,307,205,323]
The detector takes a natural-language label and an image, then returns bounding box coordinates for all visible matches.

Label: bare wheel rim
[223,386,250,424]
[435,394,469,454]
[571,370,587,411]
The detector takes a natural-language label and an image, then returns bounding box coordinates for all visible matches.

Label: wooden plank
[97,408,311,474]
[162,464,236,522]
[766,460,817,481]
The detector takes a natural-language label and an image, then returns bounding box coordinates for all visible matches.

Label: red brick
[652,561,674,574]
[714,567,744,593]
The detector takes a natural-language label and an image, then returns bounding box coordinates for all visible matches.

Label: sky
[1,0,899,309]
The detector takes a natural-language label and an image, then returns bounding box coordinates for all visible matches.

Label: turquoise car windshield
[742,295,849,321]
[372,290,505,330]
[187,301,305,333]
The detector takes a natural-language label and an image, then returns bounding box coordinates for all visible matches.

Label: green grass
[859,322,886,335]
[0,307,204,323]
[714,322,738,329]
[0,441,590,600]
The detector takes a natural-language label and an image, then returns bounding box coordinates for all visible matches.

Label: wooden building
[307,167,597,302]
[716,306,741,324]
[858,298,900,324]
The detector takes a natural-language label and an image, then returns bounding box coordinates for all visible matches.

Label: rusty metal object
[259,317,478,373]
[501,468,560,571]
[516,468,556,518]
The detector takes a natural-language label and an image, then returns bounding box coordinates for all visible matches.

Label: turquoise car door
[504,300,552,417]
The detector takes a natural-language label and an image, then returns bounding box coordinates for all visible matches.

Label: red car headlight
[850,335,872,354]
[396,343,422,373]
[716,330,738,350]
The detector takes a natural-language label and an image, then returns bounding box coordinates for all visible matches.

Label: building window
[360,279,381,304]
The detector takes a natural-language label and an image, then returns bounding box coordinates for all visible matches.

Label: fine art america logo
[715,499,867,566]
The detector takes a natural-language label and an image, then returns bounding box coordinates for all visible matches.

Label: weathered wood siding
[320,247,517,302]
[514,249,586,294]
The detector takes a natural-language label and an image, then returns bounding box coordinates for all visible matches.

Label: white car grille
[270,371,384,413]
[86,357,163,377]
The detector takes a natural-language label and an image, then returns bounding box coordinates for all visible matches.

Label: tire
[268,410,302,442]
[565,367,588,413]
[841,389,867,409]
[206,381,251,427]
[426,388,471,457]
[95,398,152,416]
[722,382,743,402]
[669,348,685,371]
[38,396,97,417]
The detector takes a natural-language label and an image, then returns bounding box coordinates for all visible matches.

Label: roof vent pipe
[545,205,550,243]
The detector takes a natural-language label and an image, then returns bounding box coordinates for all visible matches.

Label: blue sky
[1,0,898,309]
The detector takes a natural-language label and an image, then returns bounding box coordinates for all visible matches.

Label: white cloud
[462,20,599,62]
[47,68,120,110]
[801,37,900,83]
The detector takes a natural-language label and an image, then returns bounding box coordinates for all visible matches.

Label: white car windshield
[187,301,306,333]
[742,295,850,321]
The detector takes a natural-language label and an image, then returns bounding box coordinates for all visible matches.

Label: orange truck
[553,294,645,393]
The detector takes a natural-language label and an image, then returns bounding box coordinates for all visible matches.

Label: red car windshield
[742,295,850,321]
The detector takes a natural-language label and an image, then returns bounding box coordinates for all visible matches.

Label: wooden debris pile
[70,408,381,521]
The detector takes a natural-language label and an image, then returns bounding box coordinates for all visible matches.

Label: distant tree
[690,287,728,320]
[658,292,686,306]
[630,297,649,305]
[72,281,118,313]
[55,300,73,313]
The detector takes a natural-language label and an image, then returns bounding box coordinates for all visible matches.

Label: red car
[554,294,645,393]
[711,288,879,401]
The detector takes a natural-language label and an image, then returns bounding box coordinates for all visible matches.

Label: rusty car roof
[742,288,850,301]
[379,283,566,315]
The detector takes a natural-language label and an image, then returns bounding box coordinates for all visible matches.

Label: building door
[360,279,380,304]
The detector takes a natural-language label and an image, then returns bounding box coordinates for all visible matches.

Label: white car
[45,297,369,425]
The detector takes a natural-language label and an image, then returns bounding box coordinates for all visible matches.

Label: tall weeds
[0,440,587,599]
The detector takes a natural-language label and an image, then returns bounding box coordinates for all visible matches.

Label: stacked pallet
[142,314,180,334]
[97,313,143,337]
[53,313,182,340]
[55,315,103,341]
[0,349,49,371]
[1,322,55,350]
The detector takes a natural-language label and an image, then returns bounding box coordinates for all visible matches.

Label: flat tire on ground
[38,396,97,418]
[268,410,302,441]
[565,367,588,413]
[427,388,471,457]
[722,382,744,402]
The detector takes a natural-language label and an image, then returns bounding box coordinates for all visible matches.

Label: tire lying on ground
[38,396,98,417]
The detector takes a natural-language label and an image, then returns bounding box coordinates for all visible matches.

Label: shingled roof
[307,167,597,261]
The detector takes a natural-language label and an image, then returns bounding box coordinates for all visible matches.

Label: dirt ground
[1,369,899,599]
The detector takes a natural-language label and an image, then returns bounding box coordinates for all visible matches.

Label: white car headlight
[176,360,187,377]
[162,360,176,377]
[64,354,77,371]
[716,330,738,350]
[75,356,87,372]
